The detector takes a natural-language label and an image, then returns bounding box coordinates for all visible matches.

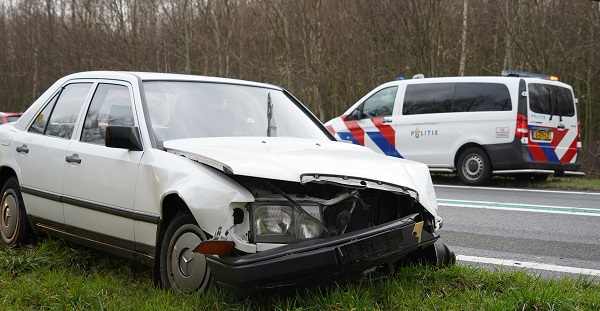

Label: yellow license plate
[532,130,552,141]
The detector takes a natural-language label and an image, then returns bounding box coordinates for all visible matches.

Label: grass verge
[1,237,598,310]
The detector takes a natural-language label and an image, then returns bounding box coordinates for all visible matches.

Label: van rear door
[526,82,579,165]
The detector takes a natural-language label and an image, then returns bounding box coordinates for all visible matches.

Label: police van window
[348,86,397,120]
[403,83,454,115]
[528,84,575,117]
[453,83,511,112]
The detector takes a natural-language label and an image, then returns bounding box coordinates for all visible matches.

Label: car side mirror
[348,109,361,121]
[105,125,143,151]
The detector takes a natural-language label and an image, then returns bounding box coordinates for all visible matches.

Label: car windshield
[143,81,329,142]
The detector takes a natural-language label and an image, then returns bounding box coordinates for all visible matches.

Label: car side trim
[21,186,160,224]
[31,216,155,266]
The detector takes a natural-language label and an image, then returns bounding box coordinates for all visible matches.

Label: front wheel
[457,147,492,186]
[159,211,213,294]
[1,177,31,246]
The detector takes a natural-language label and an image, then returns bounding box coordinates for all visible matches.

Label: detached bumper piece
[206,214,438,293]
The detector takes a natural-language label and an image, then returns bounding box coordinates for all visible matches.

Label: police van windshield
[528,84,575,117]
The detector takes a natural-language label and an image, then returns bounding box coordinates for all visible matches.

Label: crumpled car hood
[163,137,438,218]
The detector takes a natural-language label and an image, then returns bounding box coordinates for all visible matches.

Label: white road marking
[434,184,600,196]
[438,199,600,217]
[457,255,600,277]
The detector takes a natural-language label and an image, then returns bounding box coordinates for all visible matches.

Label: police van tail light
[516,114,529,138]
[577,121,582,148]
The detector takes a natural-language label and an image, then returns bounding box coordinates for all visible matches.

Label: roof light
[501,69,559,81]
[412,74,425,79]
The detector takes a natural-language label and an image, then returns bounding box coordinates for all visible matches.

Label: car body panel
[163,137,439,221]
[12,130,69,224]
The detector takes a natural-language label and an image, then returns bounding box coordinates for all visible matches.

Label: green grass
[431,174,600,192]
[1,237,598,310]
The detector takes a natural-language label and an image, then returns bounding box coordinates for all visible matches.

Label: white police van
[325,70,581,185]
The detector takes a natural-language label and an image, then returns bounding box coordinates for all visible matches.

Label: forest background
[1,0,599,176]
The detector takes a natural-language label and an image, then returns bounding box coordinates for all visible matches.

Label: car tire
[457,147,492,186]
[424,239,456,268]
[159,211,213,294]
[396,238,455,268]
[1,176,31,246]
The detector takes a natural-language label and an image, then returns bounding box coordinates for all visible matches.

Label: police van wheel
[457,147,492,186]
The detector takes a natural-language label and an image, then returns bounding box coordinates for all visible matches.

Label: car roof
[64,71,282,91]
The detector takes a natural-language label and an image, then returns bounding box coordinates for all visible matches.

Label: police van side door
[339,86,399,157]
[392,82,454,166]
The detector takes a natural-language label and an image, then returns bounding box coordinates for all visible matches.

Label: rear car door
[526,82,579,164]
[62,82,142,245]
[13,82,93,225]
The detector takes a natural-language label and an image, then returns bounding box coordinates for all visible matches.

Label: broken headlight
[250,203,323,243]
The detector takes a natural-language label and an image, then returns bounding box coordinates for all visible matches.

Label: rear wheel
[1,177,31,246]
[457,147,492,186]
[159,211,213,294]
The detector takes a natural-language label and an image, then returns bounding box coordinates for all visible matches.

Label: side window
[403,83,454,115]
[81,84,134,145]
[453,83,512,112]
[28,83,92,138]
[529,84,575,117]
[28,94,59,134]
[348,86,398,120]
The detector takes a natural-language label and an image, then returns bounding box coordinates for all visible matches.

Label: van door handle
[557,123,565,130]
[65,154,82,164]
[16,144,29,154]
[382,119,393,124]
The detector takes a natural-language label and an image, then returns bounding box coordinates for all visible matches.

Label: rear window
[528,84,575,117]
[403,82,511,115]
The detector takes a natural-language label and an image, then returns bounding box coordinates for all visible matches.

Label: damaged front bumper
[206,213,438,292]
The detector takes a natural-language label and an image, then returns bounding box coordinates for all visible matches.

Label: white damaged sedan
[0,71,453,294]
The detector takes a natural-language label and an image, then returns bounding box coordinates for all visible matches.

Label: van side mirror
[349,109,361,120]
[105,125,143,151]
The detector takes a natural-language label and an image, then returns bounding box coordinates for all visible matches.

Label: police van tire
[457,147,492,186]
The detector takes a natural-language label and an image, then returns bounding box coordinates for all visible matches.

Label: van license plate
[532,130,552,141]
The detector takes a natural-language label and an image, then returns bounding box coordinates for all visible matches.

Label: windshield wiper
[267,92,277,137]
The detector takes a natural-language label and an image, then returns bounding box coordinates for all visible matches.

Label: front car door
[62,82,142,248]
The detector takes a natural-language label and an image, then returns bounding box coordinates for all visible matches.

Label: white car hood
[163,137,438,218]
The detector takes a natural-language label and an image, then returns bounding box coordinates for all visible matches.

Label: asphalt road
[434,184,600,280]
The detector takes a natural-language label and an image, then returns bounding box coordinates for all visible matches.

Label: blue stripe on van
[337,131,360,145]
[538,142,560,162]
[366,131,403,158]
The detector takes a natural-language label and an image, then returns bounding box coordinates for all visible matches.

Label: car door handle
[16,144,29,154]
[381,118,393,124]
[65,154,82,164]
[557,123,565,130]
